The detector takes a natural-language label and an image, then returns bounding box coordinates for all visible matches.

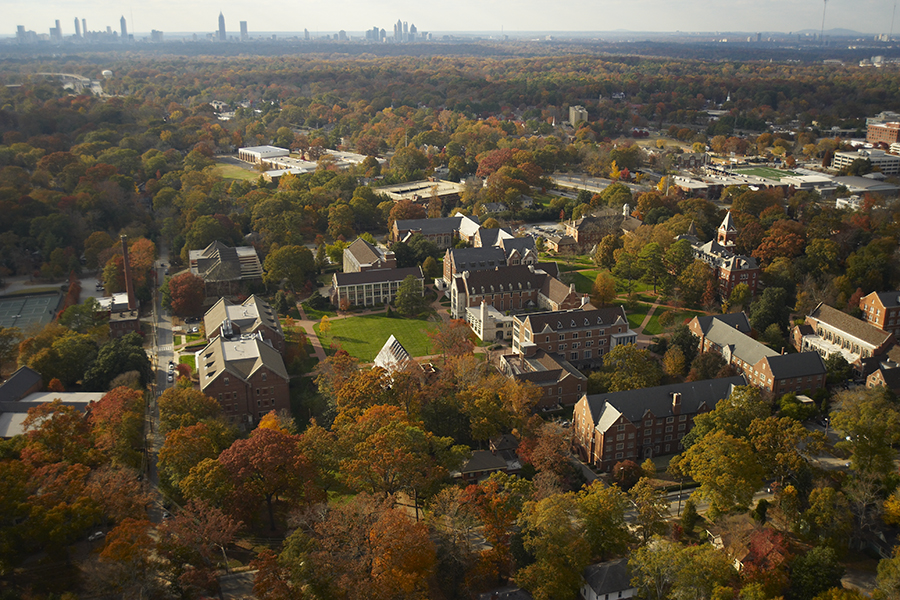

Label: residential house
[203,295,284,352]
[331,266,424,308]
[795,302,895,373]
[457,449,520,483]
[450,265,582,319]
[572,377,747,470]
[866,346,900,393]
[690,315,826,394]
[581,559,636,600]
[860,291,900,337]
[342,238,397,273]
[499,349,587,409]
[511,306,636,370]
[189,241,264,301]
[197,333,290,428]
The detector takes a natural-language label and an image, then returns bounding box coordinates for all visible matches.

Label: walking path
[296,303,327,363]
[633,300,662,349]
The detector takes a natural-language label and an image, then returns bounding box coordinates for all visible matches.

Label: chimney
[672,392,682,413]
[581,294,589,306]
[120,235,137,311]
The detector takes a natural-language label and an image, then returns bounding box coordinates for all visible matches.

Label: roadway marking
[158,345,172,351]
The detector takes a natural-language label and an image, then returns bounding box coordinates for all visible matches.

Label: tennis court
[733,166,799,180]
[0,292,62,329]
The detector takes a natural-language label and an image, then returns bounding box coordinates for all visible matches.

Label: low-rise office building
[331,266,424,308]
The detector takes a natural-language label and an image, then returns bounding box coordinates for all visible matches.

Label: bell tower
[717,211,737,248]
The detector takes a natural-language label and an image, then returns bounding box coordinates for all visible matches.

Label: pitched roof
[498,236,537,257]
[762,352,827,379]
[0,366,43,403]
[344,238,383,266]
[583,559,634,596]
[204,295,283,340]
[705,320,778,366]
[458,264,547,295]
[719,210,736,231]
[693,313,752,336]
[540,276,577,304]
[873,291,900,309]
[374,334,417,375]
[521,307,629,334]
[394,216,462,236]
[448,247,507,270]
[475,227,514,247]
[876,366,900,390]
[198,334,289,388]
[333,266,424,287]
[582,376,747,431]
[189,241,263,282]
[460,450,509,474]
[810,303,894,348]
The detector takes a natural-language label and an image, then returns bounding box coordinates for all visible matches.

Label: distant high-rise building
[51,20,62,42]
[74,17,81,38]
[338,30,347,41]
[380,28,386,41]
[16,25,26,43]
[402,21,408,42]
[120,16,127,40]
[304,28,309,40]
[218,12,226,41]
[395,19,402,42]
[409,23,417,41]
[151,29,164,42]
[240,21,248,41]
[82,18,87,35]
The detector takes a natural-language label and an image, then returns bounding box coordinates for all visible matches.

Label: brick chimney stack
[121,235,137,311]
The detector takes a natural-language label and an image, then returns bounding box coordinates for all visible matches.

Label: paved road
[146,248,172,522]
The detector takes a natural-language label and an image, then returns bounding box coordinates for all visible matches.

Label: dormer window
[597,317,603,324]
[557,321,563,329]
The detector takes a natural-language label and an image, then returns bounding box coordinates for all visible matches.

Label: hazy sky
[6,0,896,36]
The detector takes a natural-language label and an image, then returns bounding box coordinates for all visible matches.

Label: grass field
[179,355,196,370]
[315,314,440,361]
[642,308,703,336]
[626,302,651,330]
[214,163,260,181]
[733,166,799,180]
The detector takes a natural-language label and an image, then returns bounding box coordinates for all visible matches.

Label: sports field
[733,166,799,180]
[0,292,62,329]
[314,313,439,361]
[213,162,260,181]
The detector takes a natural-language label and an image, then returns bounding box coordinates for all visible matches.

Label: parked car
[167,373,174,383]
[88,531,105,542]
[168,363,175,373]
[189,327,199,334]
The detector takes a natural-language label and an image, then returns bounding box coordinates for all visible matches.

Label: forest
[1,48,900,600]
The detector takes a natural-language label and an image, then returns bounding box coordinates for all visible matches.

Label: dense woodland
[1,49,900,599]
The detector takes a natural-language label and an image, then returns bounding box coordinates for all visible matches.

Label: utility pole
[821,0,829,46]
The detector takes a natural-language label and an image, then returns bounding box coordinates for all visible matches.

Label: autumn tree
[630,536,734,600]
[426,319,475,359]
[158,387,223,433]
[831,387,900,477]
[629,477,670,545]
[663,346,687,378]
[162,272,205,317]
[577,481,632,561]
[89,386,145,468]
[591,271,617,307]
[602,343,662,392]
[263,245,315,292]
[21,399,97,466]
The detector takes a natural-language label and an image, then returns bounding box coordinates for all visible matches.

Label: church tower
[717,210,737,248]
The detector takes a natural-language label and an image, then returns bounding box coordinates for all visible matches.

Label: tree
[802,486,853,548]
[673,430,763,517]
[611,460,644,491]
[877,547,900,600]
[591,271,617,307]
[638,242,667,292]
[163,272,205,317]
[750,287,790,334]
[94,518,157,597]
[158,422,233,494]
[218,427,321,530]
[0,326,21,375]
[427,319,475,358]
[631,536,734,600]
[629,477,670,545]
[727,283,751,312]
[678,261,716,308]
[663,346,687,378]
[421,255,441,279]
[395,274,425,316]
[83,333,152,390]
[263,245,315,292]
[824,353,853,385]
[89,386,145,468]
[157,387,223,433]
[749,416,824,486]
[682,385,768,448]
[58,298,106,334]
[613,251,641,294]
[831,388,900,476]
[789,546,844,600]
[517,493,591,600]
[327,203,356,240]
[577,481,632,561]
[22,399,97,466]
[602,344,662,392]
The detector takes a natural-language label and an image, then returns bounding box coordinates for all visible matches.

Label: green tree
[612,251,641,294]
[790,546,844,600]
[630,536,734,600]
[727,283,751,312]
[824,354,853,385]
[576,481,632,561]
[629,477,670,545]
[83,333,152,391]
[682,385,768,448]
[603,344,662,392]
[831,388,900,476]
[421,256,441,279]
[750,287,790,334]
[395,275,425,316]
[263,245,315,292]
[638,242,667,292]
[327,203,356,240]
[678,261,716,308]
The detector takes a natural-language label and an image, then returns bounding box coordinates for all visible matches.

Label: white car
[88,531,105,542]
[168,363,175,373]
[167,373,174,383]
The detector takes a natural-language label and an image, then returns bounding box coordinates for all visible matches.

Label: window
[571,352,578,360]
[679,415,687,422]
[572,332,578,339]
[666,416,674,423]
[616,433,625,441]
[617,424,625,431]
[616,443,624,450]
[615,452,623,459]
[665,426,673,433]
[262,373,267,382]
[584,350,592,359]
[224,377,230,386]
[628,432,635,439]
[665,434,672,441]
[256,388,260,396]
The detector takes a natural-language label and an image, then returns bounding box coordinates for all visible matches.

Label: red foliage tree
[167,272,205,317]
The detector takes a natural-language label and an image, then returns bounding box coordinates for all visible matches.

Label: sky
[5,0,897,37]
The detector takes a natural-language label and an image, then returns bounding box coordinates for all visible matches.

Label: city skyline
[5,0,899,37]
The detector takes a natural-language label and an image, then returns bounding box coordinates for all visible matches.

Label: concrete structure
[189,241,264,301]
[0,366,102,438]
[569,105,589,126]
[466,301,515,341]
[572,377,746,470]
[240,21,248,41]
[831,175,900,196]
[781,174,838,195]
[238,145,290,164]
[796,302,895,372]
[218,12,226,41]
[331,266,424,308]
[343,238,396,273]
[581,559,636,600]
[832,149,900,176]
[197,332,289,428]
[377,180,464,203]
[499,349,587,409]
[511,306,635,370]
[860,291,900,337]
[450,264,582,319]
[203,296,284,352]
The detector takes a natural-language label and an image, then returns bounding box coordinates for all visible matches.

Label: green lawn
[214,163,261,181]
[642,308,703,336]
[314,314,440,361]
[565,270,599,294]
[179,354,196,370]
[626,302,651,330]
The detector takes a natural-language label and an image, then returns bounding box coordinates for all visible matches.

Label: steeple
[717,211,737,248]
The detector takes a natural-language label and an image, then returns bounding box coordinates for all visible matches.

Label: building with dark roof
[443,246,508,283]
[572,377,747,470]
[581,559,636,600]
[189,240,264,301]
[391,215,480,249]
[860,291,900,337]
[797,302,895,372]
[342,238,396,273]
[450,264,582,319]
[458,450,517,483]
[689,312,752,340]
[331,267,424,308]
[500,349,587,409]
[0,366,102,438]
[678,212,760,298]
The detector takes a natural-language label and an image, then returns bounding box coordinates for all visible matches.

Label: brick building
[331,266,424,308]
[679,212,761,298]
[391,214,481,249]
[203,295,284,352]
[860,291,900,337]
[197,333,290,429]
[189,241,264,302]
[511,306,636,370]
[794,302,895,373]
[572,377,747,470]
[867,122,900,145]
[499,349,587,409]
[342,238,396,273]
[450,264,582,319]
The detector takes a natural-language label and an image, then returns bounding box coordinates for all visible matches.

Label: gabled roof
[498,236,537,257]
[761,352,827,379]
[0,366,43,403]
[333,266,424,287]
[394,216,462,236]
[869,291,900,309]
[692,313,752,336]
[447,247,507,270]
[581,376,747,431]
[583,559,634,596]
[705,320,778,366]
[475,227,514,248]
[344,238,384,267]
[374,334,417,375]
[204,295,283,340]
[198,334,289,388]
[520,307,629,334]
[460,450,509,474]
[876,366,900,390]
[719,210,736,232]
[189,241,263,282]
[540,276,577,304]
[810,303,894,348]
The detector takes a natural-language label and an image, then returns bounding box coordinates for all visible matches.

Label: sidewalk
[296,303,328,363]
